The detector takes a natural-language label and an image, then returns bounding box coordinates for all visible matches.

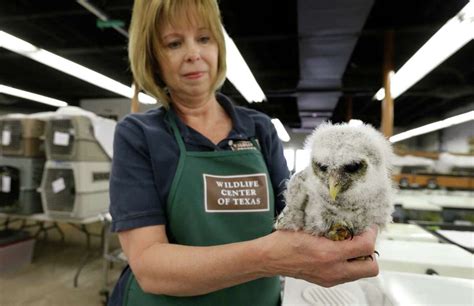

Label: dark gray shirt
[109,93,289,232]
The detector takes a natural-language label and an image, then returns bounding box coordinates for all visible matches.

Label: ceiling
[0,0,472,134]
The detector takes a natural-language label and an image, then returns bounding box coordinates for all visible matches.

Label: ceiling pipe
[76,0,129,38]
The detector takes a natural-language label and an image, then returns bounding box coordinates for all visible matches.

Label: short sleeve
[265,121,290,214]
[109,119,166,232]
[251,113,289,215]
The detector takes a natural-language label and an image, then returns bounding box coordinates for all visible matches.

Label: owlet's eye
[316,163,328,172]
[344,162,362,173]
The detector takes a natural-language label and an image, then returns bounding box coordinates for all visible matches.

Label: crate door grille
[50,119,75,156]
[44,168,75,212]
[2,121,22,152]
[0,166,20,207]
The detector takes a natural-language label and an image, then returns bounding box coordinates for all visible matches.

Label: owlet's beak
[329,175,341,201]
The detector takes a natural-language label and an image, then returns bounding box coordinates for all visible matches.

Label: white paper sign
[52,177,66,193]
[53,132,70,146]
[1,176,11,193]
[2,130,11,146]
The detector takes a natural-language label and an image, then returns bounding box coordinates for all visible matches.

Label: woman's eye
[198,36,210,43]
[167,41,181,49]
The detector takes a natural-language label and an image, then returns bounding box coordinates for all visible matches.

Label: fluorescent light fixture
[0,84,68,107]
[389,110,474,143]
[375,1,474,101]
[271,118,291,142]
[0,28,263,105]
[284,148,295,172]
[348,119,364,126]
[375,71,395,100]
[131,84,157,104]
[223,28,266,103]
[0,30,156,104]
[374,88,385,101]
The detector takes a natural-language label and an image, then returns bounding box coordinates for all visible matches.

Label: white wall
[281,130,312,173]
[395,102,474,154]
[440,120,474,153]
[284,130,310,151]
[281,102,474,173]
[441,102,474,153]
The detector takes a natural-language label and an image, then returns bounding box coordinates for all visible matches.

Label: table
[376,239,474,279]
[282,272,474,306]
[380,223,440,243]
[412,220,474,253]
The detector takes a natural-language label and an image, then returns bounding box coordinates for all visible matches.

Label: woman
[109,0,379,305]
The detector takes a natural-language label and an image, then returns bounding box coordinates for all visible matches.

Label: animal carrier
[44,115,111,161]
[0,156,45,214]
[40,160,110,219]
[0,116,45,157]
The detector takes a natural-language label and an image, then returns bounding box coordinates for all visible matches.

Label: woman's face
[158,20,219,100]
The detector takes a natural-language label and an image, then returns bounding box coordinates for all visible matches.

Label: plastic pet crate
[0,156,45,214]
[0,117,45,157]
[0,166,20,209]
[40,160,110,219]
[44,116,110,161]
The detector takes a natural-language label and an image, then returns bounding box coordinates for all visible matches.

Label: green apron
[123,111,280,306]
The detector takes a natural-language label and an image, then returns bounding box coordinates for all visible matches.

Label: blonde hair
[128,0,227,108]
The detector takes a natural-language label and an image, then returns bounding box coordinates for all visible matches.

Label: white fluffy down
[275,122,396,236]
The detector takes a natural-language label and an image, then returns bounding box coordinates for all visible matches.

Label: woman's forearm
[128,228,379,296]
[133,237,272,296]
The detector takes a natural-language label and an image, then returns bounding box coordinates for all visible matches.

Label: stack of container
[39,107,115,219]
[0,115,46,214]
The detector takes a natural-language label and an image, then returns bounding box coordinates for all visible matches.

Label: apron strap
[249,137,262,151]
[166,111,187,153]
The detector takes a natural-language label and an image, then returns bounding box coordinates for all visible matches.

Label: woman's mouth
[183,71,204,79]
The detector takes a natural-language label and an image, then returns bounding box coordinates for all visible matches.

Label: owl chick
[275,122,395,243]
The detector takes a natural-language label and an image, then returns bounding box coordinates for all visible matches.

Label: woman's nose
[185,43,201,62]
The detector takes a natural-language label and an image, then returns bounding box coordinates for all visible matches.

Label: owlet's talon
[326,222,354,241]
[374,250,380,257]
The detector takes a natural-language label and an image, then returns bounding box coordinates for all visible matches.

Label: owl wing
[274,170,309,231]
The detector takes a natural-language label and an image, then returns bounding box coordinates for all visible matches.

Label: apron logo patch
[203,173,270,213]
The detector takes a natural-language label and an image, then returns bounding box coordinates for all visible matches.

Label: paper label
[2,130,11,146]
[52,177,66,193]
[1,176,11,193]
[53,132,70,146]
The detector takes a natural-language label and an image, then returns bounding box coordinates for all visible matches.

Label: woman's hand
[258,226,379,287]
